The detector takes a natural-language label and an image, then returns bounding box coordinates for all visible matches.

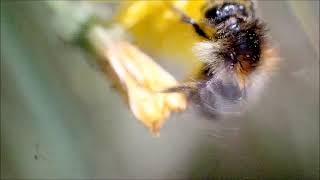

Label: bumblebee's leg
[171,7,209,39]
[182,16,210,39]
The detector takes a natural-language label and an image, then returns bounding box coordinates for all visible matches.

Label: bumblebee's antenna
[170,6,210,39]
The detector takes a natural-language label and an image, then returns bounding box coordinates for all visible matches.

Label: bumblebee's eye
[205,7,218,19]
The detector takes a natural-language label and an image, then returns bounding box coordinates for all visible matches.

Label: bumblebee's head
[205,3,248,25]
[204,1,256,33]
[204,0,256,22]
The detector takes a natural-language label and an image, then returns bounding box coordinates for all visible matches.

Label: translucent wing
[196,67,246,116]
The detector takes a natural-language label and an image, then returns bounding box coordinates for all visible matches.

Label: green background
[1,1,319,179]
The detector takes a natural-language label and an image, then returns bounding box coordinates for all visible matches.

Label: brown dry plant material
[87,26,187,135]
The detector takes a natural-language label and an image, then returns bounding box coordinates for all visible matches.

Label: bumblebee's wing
[196,67,246,116]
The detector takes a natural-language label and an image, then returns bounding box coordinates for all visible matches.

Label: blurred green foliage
[1,1,319,179]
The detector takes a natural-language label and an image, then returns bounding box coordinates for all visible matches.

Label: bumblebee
[115,0,279,120]
[167,0,279,115]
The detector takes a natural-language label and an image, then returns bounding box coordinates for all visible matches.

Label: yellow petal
[87,25,187,135]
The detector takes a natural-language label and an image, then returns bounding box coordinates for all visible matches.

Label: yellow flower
[89,1,212,135]
[115,0,206,70]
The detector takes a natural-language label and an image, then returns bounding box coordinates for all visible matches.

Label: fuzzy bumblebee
[170,0,280,115]
[112,0,279,129]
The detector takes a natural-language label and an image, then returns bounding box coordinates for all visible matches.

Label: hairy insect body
[176,0,278,115]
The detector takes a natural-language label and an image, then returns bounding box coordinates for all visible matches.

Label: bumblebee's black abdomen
[216,20,265,70]
[235,26,261,62]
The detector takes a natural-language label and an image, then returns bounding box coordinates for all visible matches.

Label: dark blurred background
[1,0,319,179]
